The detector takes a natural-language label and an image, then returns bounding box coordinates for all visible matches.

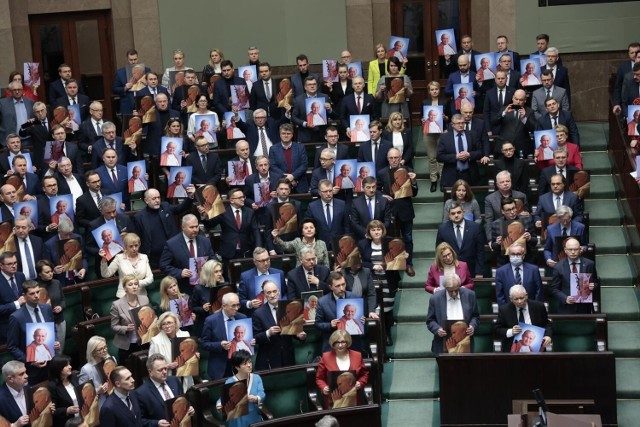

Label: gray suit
[530,86,570,121]
[0,97,35,145]
[426,287,479,356]
[110,295,150,350]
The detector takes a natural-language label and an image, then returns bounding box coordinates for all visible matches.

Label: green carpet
[382,400,440,427]
[387,323,432,359]
[584,199,623,226]
[382,359,439,398]
[608,322,640,357]
[601,287,640,321]
[595,255,636,286]
[615,359,640,398]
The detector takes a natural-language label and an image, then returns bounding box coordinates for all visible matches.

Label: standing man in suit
[612,42,640,115]
[304,180,349,250]
[489,198,537,266]
[357,121,392,175]
[437,113,483,190]
[550,237,600,314]
[531,70,570,121]
[313,126,349,169]
[286,247,330,300]
[495,243,543,305]
[13,216,42,281]
[533,174,583,228]
[75,171,110,231]
[0,252,26,344]
[426,274,480,356]
[213,60,245,115]
[160,214,215,292]
[459,103,491,163]
[442,34,480,76]
[0,134,28,176]
[341,76,377,138]
[142,93,179,158]
[113,49,151,115]
[491,89,537,157]
[78,101,106,153]
[253,280,305,370]
[95,148,128,204]
[184,135,222,186]
[0,82,35,145]
[236,108,282,157]
[0,184,18,225]
[291,54,320,98]
[543,47,571,103]
[47,63,85,105]
[200,292,248,380]
[350,176,391,240]
[291,76,336,143]
[9,155,40,199]
[620,62,640,117]
[484,71,515,137]
[0,361,31,426]
[91,121,136,169]
[495,284,552,352]
[268,123,309,193]
[264,179,302,254]
[100,366,143,427]
[238,247,286,315]
[495,35,521,72]
[18,102,49,164]
[133,353,187,427]
[544,205,587,268]
[225,140,256,188]
[536,97,580,146]
[136,71,169,100]
[436,202,485,277]
[36,176,62,241]
[54,79,91,122]
[444,56,479,113]
[8,281,59,384]
[244,156,277,228]
[250,63,279,118]
[134,188,193,268]
[202,188,261,266]
[43,125,84,175]
[496,54,521,90]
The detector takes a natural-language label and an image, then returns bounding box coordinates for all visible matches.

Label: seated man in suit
[350,176,391,240]
[436,201,485,277]
[286,247,330,300]
[8,281,59,384]
[531,70,570,121]
[201,188,261,266]
[253,280,305,371]
[489,197,537,267]
[426,273,480,356]
[100,366,143,427]
[9,154,40,200]
[310,148,339,197]
[495,243,543,305]
[495,284,552,352]
[184,135,222,186]
[268,123,309,193]
[537,148,579,195]
[533,173,583,228]
[134,353,192,427]
[199,292,248,380]
[160,214,215,292]
[436,113,483,189]
[304,180,349,250]
[0,361,31,426]
[544,205,587,269]
[536,97,580,146]
[313,126,349,169]
[90,121,136,169]
[238,247,285,316]
[550,237,599,314]
[357,121,391,175]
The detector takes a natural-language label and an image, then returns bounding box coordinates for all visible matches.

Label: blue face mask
[510,256,523,267]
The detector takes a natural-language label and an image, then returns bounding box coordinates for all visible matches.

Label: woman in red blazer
[425,242,475,293]
[315,330,369,409]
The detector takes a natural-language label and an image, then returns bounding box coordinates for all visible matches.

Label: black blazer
[495,300,551,352]
[494,156,530,195]
[184,151,222,185]
[48,78,85,105]
[491,106,537,156]
[253,302,296,371]
[286,264,330,300]
[55,94,91,121]
[382,129,415,167]
[55,172,87,196]
[75,189,111,230]
[377,165,418,223]
[550,257,599,314]
[18,121,50,171]
[357,139,392,174]
[133,198,193,258]
[48,375,85,427]
[483,86,515,135]
[536,110,580,146]
[250,78,279,117]
[435,219,485,276]
[236,117,282,155]
[538,164,579,195]
[203,205,262,259]
[339,92,377,131]
[78,118,102,152]
[323,79,353,114]
[350,193,392,239]
[436,130,482,188]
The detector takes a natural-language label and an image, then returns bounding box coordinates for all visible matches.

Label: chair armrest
[258,403,274,420]
[306,366,323,411]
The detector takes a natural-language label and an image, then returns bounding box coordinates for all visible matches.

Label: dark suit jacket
[0,203,14,225]
[236,116,281,154]
[48,78,85,105]
[315,290,356,352]
[91,137,134,169]
[381,130,415,167]
[48,376,85,427]
[2,172,40,197]
[55,94,91,122]
[495,300,551,352]
[250,78,279,117]
[426,286,480,355]
[350,193,392,239]
[324,78,353,114]
[36,194,57,240]
[304,198,349,249]
[100,391,143,427]
[213,76,246,114]
[137,85,170,99]
[444,71,480,98]
[542,65,571,101]
[533,191,583,224]
[133,199,193,258]
[133,376,182,426]
[95,164,129,200]
[613,60,634,106]
[291,72,320,99]
[238,267,285,314]
[44,233,88,285]
[85,213,136,259]
[0,271,26,343]
[203,205,261,259]
[339,92,377,129]
[0,383,30,422]
[483,86,515,135]
[142,107,180,156]
[495,262,543,305]
[263,198,302,253]
[544,221,586,262]
[199,310,248,380]
[291,92,336,143]
[620,72,640,117]
[550,257,599,314]
[14,235,43,279]
[377,165,418,223]
[357,139,392,174]
[253,302,296,370]
[309,167,334,197]
[160,233,215,289]
[312,143,350,169]
[78,118,103,152]
[536,110,580,146]
[75,189,111,230]
[344,266,377,314]
[268,142,309,193]
[435,220,485,276]
[19,121,49,168]
[8,303,56,362]
[494,157,530,194]
[113,66,150,115]
[286,264,330,300]
[436,129,482,188]
[0,97,35,144]
[184,151,222,185]
[491,105,537,156]
[537,165,579,195]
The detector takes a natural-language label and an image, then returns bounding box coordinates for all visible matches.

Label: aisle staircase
[380,123,640,427]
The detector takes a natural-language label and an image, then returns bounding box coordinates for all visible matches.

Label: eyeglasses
[3,262,17,266]
[255,258,270,263]
[334,341,348,345]
[254,116,267,120]
[95,346,108,353]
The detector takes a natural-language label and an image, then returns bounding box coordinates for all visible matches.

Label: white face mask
[510,256,523,267]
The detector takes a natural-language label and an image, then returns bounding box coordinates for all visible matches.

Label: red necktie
[189,239,195,257]
[235,209,241,230]
[111,168,117,185]
[571,262,578,274]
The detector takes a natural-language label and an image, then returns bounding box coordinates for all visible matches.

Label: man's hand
[566,296,576,304]
[436,327,447,337]
[466,325,475,336]
[613,105,622,115]
[542,336,552,347]
[221,340,231,351]
[546,259,557,268]
[512,324,522,335]
[250,299,263,308]
[268,326,281,336]
[181,268,193,278]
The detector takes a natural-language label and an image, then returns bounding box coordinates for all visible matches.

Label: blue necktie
[368,198,374,220]
[9,276,18,297]
[23,239,36,279]
[325,203,332,228]
[457,133,468,171]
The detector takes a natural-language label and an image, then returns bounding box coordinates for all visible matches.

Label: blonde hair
[385,111,405,132]
[159,276,182,311]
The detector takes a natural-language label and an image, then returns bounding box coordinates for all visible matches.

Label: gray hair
[8,81,23,90]
[509,284,527,298]
[181,213,198,226]
[315,415,340,427]
[253,247,268,259]
[443,273,461,289]
[555,205,573,218]
[546,46,559,55]
[58,218,74,233]
[146,353,168,371]
[2,360,25,379]
[33,101,47,111]
[99,197,117,211]
[221,292,239,305]
[496,170,511,181]
[102,121,116,132]
[321,148,336,159]
[299,246,316,258]
[14,215,32,229]
[253,108,267,117]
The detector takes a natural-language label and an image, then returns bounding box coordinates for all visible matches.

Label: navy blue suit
[250,78,279,117]
[160,233,215,290]
[264,198,302,253]
[533,191,583,224]
[483,86,515,135]
[199,310,248,380]
[213,76,246,114]
[290,72,320,99]
[44,233,88,285]
[538,165,579,195]
[236,116,282,154]
[357,139,392,174]
[268,142,309,193]
[137,85,170,99]
[309,167,334,197]
[14,235,43,280]
[315,291,358,352]
[544,221,586,262]
[113,66,151,115]
[286,265,330,300]
[436,129,482,189]
[536,110,580,146]
[95,164,129,202]
[184,151,222,186]
[0,383,30,423]
[253,302,296,370]
[495,262,543,305]
[4,172,41,197]
[436,220,485,276]
[0,271,26,343]
[48,78,85,105]
[238,267,285,315]
[304,198,349,250]
[349,193,392,240]
[203,205,261,261]
[291,93,336,143]
[91,137,134,169]
[133,376,182,426]
[55,94,91,122]
[100,391,143,427]
[339,92,377,129]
